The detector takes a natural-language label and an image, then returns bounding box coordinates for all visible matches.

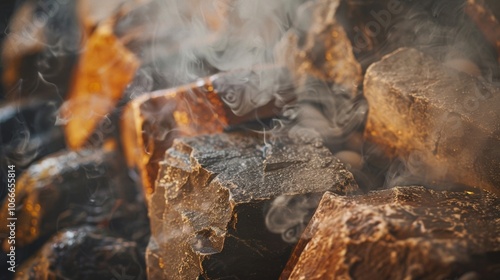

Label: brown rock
[146,132,358,280]
[283,186,500,280]
[364,48,500,196]
[276,0,362,95]
[121,67,294,197]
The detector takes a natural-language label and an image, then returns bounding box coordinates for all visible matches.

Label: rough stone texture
[146,132,358,280]
[283,186,500,280]
[276,0,362,96]
[364,48,500,196]
[0,143,149,248]
[122,67,293,197]
[15,226,145,280]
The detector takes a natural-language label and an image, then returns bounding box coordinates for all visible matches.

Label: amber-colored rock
[122,80,226,198]
[62,16,140,150]
[276,0,361,95]
[364,48,500,196]
[122,67,294,197]
[283,186,500,280]
[146,132,358,280]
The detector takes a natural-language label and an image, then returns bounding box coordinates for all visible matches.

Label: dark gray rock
[146,131,358,280]
[0,147,148,248]
[15,226,145,280]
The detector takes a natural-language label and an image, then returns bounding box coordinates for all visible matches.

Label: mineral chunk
[282,186,500,280]
[0,143,147,247]
[122,67,294,197]
[147,132,358,280]
[15,226,145,280]
[364,48,500,196]
[62,15,140,150]
[276,0,362,95]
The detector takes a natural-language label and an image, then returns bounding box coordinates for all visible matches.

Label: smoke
[2,0,80,101]
[291,78,368,144]
[3,0,498,244]
[112,0,307,97]
[265,193,322,243]
[386,0,499,79]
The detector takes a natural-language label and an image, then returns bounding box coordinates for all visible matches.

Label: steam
[0,99,60,167]
[385,0,499,80]
[4,0,498,245]
[2,0,80,100]
[126,0,368,243]
[265,194,322,243]
[115,0,306,100]
[291,78,368,144]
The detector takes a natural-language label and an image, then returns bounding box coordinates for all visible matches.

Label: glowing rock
[62,17,140,150]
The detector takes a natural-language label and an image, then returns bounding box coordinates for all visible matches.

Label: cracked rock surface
[283,186,500,280]
[146,132,358,279]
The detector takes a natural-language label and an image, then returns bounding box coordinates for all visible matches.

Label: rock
[282,186,500,280]
[0,143,148,248]
[276,0,362,96]
[15,226,145,280]
[121,67,294,197]
[146,132,358,280]
[363,48,500,196]
[61,14,140,150]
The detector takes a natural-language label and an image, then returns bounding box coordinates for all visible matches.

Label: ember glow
[0,0,499,279]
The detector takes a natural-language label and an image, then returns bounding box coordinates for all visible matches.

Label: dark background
[1,3,27,279]
[0,0,18,98]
